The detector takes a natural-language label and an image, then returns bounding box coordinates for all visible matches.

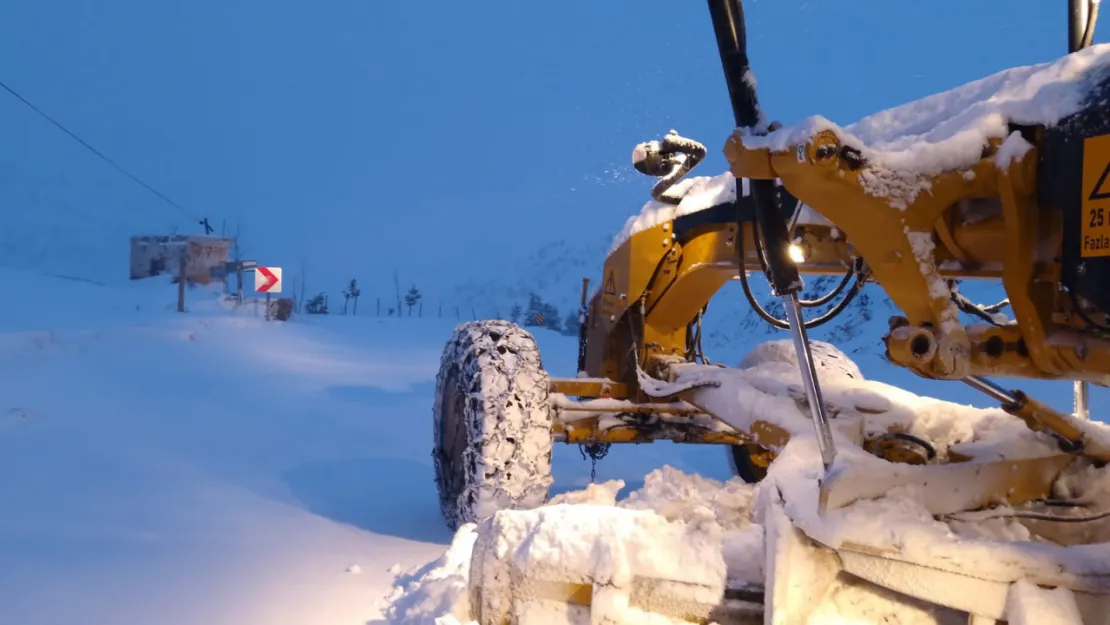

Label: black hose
[800,266,855,308]
[749,218,850,307]
[637,132,708,205]
[1069,287,1110,334]
[946,505,1110,524]
[737,222,867,330]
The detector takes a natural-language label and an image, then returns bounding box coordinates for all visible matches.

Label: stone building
[129,235,233,283]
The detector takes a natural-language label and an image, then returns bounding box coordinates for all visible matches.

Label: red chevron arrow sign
[254,266,282,293]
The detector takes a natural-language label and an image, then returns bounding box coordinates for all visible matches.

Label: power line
[0,77,201,224]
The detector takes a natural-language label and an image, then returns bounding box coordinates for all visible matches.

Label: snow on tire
[737,338,863,381]
[433,320,554,531]
[727,339,861,483]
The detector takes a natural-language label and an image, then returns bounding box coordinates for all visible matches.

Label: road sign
[211,260,258,279]
[255,266,282,293]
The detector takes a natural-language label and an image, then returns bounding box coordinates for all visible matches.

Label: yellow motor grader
[431,0,1110,622]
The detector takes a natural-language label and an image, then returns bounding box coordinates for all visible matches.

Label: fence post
[419,302,423,317]
[177,255,186,313]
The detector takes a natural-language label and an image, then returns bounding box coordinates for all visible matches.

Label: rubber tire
[727,444,770,484]
[433,320,554,531]
[726,339,862,483]
[737,338,863,381]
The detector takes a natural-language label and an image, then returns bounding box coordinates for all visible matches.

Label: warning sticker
[1081,134,1110,257]
[603,270,617,295]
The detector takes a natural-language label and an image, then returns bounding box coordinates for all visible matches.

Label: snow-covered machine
[429,1,1110,623]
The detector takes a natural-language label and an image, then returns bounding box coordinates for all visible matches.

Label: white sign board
[254,266,282,293]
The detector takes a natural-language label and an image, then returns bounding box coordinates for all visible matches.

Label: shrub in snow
[305,292,328,314]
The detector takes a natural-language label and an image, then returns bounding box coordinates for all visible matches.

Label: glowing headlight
[788,243,806,264]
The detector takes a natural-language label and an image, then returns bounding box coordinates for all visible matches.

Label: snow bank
[740,44,1110,207]
[382,525,480,625]
[383,468,762,625]
[384,461,1110,624]
[384,459,1110,624]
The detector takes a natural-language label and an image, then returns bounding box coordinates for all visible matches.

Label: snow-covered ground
[0,267,744,624]
[2,265,1108,624]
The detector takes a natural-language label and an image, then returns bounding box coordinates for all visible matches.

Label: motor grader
[431,0,1110,622]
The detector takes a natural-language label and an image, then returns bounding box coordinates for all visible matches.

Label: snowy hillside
[0,160,173,284]
[449,235,613,325]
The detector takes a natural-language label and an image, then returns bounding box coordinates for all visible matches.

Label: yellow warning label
[1081,134,1110,257]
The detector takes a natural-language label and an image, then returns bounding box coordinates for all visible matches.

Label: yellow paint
[1081,134,1110,257]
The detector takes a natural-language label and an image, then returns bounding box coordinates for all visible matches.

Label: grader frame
[540,0,1110,492]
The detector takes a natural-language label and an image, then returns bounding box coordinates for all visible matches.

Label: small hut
[129,235,233,283]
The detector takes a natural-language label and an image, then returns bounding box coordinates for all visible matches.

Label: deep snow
[1,266,1107,624]
[0,267,741,624]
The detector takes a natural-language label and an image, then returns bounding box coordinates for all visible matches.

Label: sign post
[254,266,282,321]
[177,255,187,313]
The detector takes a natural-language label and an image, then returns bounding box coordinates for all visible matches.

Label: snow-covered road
[0,269,740,624]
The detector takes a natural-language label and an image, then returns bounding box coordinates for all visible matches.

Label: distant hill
[448,224,1009,364]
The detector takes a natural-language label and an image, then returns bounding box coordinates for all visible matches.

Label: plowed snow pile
[381,339,1110,624]
[383,468,761,625]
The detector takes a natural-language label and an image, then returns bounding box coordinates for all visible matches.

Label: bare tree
[393,269,403,317]
[343,279,361,315]
[296,256,310,314]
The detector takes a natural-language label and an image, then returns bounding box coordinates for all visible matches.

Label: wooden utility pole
[393,269,403,316]
[177,255,186,313]
[236,266,244,305]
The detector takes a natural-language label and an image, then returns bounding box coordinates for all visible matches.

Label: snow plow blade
[462,484,1110,625]
[466,504,764,625]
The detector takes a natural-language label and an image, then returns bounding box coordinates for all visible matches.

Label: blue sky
[0,0,1088,295]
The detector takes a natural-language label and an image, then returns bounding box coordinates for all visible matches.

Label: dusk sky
[0,0,1083,293]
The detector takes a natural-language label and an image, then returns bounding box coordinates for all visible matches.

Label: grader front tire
[432,320,554,531]
[726,339,862,483]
